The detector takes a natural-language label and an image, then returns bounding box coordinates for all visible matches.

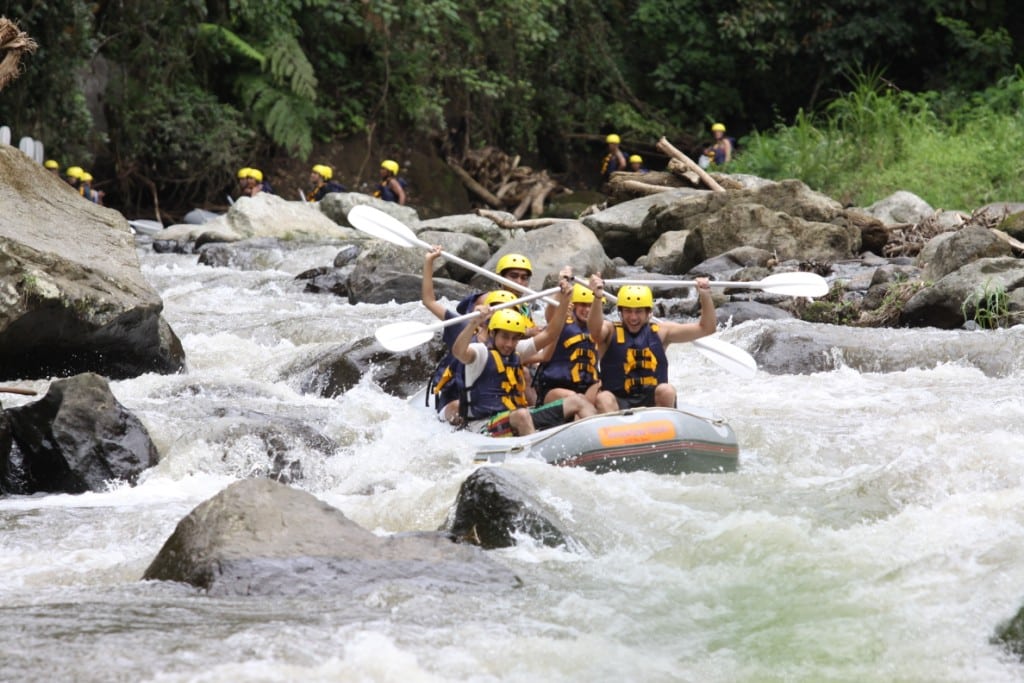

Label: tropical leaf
[237,73,314,157]
[265,33,317,101]
[197,23,266,67]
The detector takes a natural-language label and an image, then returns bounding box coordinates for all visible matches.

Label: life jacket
[599,322,668,396]
[713,138,736,165]
[425,310,470,412]
[534,314,597,393]
[309,180,346,202]
[373,177,407,203]
[464,348,529,419]
[600,153,623,179]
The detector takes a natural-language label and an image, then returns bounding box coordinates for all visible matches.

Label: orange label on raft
[598,420,676,447]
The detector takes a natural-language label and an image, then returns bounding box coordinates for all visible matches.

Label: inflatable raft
[469,405,738,475]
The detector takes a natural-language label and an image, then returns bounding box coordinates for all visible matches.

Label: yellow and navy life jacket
[535,315,597,395]
[465,348,528,419]
[599,322,667,397]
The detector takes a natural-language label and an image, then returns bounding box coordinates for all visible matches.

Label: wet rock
[901,257,1024,329]
[318,192,420,230]
[2,373,159,494]
[716,301,794,324]
[470,220,614,290]
[333,244,360,267]
[292,335,441,398]
[296,265,354,297]
[418,229,491,282]
[443,467,578,550]
[640,229,705,274]
[919,225,1012,281]
[0,145,185,380]
[419,214,515,252]
[143,478,520,596]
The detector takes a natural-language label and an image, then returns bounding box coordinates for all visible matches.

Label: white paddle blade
[375,321,438,352]
[692,337,757,378]
[755,272,829,297]
[347,205,421,247]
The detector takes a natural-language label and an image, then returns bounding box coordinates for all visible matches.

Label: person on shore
[702,122,734,167]
[305,164,346,202]
[587,275,716,409]
[44,159,60,176]
[65,166,84,195]
[453,269,596,436]
[80,171,104,205]
[628,154,649,173]
[534,283,617,413]
[374,160,407,205]
[421,245,516,424]
[601,133,627,182]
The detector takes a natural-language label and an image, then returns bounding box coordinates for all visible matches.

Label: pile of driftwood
[447,147,564,219]
[603,137,731,204]
[0,17,37,91]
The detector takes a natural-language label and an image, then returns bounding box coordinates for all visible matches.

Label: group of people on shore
[236,159,408,205]
[45,159,104,205]
[601,122,735,181]
[421,249,716,436]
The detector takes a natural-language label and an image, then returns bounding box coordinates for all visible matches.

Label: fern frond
[198,23,266,67]
[264,34,317,101]
[235,74,314,157]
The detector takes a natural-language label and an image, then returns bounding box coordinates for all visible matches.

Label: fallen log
[476,209,560,231]
[656,136,725,192]
[447,159,504,208]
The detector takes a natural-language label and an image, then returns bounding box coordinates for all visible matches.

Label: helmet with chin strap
[495,253,532,275]
[484,290,518,306]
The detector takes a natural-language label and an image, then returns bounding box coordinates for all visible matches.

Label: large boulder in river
[471,220,614,290]
[143,478,520,596]
[318,192,420,230]
[582,189,700,262]
[918,225,1013,281]
[644,179,861,262]
[1,372,159,494]
[0,145,184,380]
[900,257,1024,329]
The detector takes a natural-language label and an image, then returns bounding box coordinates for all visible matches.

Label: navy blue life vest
[465,348,529,419]
[374,177,407,203]
[601,153,623,180]
[308,180,346,202]
[599,322,668,397]
[534,315,597,394]
[426,310,470,412]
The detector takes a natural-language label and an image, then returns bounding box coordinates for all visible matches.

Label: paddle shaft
[405,286,560,338]
[0,386,37,396]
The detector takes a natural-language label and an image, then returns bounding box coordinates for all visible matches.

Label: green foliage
[798,283,860,325]
[731,68,1024,209]
[961,280,1011,329]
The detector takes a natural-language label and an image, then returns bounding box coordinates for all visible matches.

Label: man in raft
[587,275,716,409]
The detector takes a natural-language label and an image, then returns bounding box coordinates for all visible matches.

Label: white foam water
[1,246,1023,681]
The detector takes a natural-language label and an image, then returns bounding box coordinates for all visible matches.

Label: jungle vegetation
[2,0,1023,214]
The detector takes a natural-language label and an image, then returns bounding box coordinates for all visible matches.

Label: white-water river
[2,243,1024,682]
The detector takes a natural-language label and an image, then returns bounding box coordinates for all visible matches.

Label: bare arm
[530,268,573,352]
[390,178,407,205]
[587,273,614,360]
[660,278,717,345]
[452,306,485,364]
[420,245,447,321]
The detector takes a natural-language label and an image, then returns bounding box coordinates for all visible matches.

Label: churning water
[2,244,1023,682]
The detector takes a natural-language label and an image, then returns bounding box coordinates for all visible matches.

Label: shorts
[478,399,567,437]
[535,380,592,405]
[613,386,657,410]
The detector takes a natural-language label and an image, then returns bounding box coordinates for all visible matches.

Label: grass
[961,279,1011,329]
[730,67,1024,211]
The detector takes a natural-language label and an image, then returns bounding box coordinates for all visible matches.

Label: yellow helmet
[65,166,84,179]
[495,253,532,275]
[605,133,621,144]
[81,172,93,182]
[381,159,400,175]
[237,167,251,179]
[711,122,726,132]
[617,285,653,309]
[44,159,59,170]
[488,309,529,335]
[628,154,643,164]
[484,290,518,307]
[249,168,264,182]
[312,164,333,180]
[571,284,595,304]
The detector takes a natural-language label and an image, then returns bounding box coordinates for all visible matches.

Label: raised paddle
[347,204,546,301]
[577,278,757,378]
[601,272,829,298]
[350,204,756,375]
[375,287,561,352]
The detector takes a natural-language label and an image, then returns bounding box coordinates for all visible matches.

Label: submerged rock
[144,478,520,596]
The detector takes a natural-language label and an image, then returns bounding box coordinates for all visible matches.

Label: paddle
[602,272,829,298]
[0,386,37,396]
[347,204,547,301]
[349,204,756,376]
[579,279,757,378]
[376,287,560,352]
